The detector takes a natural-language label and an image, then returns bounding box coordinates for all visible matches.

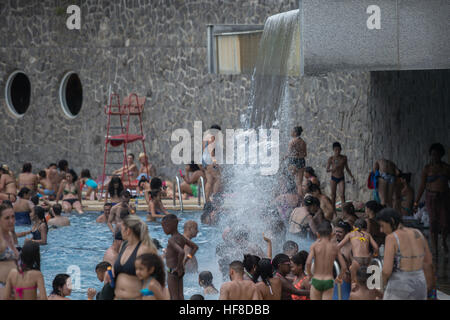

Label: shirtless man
[337,219,378,284]
[37,171,56,200]
[162,214,198,300]
[333,219,352,300]
[219,261,261,300]
[327,142,356,210]
[284,126,307,197]
[373,159,401,207]
[183,220,199,274]
[107,191,133,236]
[0,167,17,203]
[57,160,70,187]
[48,204,70,227]
[306,181,335,221]
[113,154,139,185]
[180,162,206,200]
[46,164,62,197]
[96,203,112,223]
[306,220,347,300]
[17,163,38,195]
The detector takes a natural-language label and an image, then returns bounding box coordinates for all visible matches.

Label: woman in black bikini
[56,169,83,214]
[27,206,48,245]
[414,143,450,256]
[326,142,356,210]
[105,215,158,300]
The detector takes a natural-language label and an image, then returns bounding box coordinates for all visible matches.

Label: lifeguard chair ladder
[100,93,149,198]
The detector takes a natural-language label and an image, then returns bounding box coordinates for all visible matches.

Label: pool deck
[71,198,204,212]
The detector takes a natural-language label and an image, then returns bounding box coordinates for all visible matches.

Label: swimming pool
[15,211,313,300]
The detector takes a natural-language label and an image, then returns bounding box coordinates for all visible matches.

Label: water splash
[216,10,305,268]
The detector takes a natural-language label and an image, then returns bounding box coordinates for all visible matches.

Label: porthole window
[5,71,31,118]
[59,71,83,119]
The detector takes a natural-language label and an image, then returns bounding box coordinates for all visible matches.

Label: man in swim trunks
[46,163,62,198]
[137,152,156,182]
[332,219,352,300]
[306,220,347,300]
[162,214,198,300]
[326,142,356,210]
[283,126,307,197]
[37,171,56,201]
[183,220,199,274]
[373,159,401,207]
[219,261,261,300]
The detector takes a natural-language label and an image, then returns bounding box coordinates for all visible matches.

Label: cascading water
[214,10,307,279]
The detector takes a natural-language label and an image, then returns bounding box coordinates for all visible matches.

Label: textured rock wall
[0,0,299,178]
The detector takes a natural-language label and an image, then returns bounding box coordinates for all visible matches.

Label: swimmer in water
[147,190,169,222]
[162,214,198,300]
[135,253,170,300]
[199,271,219,296]
[219,261,261,300]
[183,220,199,273]
[3,241,47,300]
[255,258,282,300]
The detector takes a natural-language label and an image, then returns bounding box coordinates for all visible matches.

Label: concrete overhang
[208,0,450,76]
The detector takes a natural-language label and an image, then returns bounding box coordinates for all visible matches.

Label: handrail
[175,176,184,212]
[198,176,206,207]
[372,257,383,270]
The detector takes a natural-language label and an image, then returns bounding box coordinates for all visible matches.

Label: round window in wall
[59,71,83,119]
[5,71,31,118]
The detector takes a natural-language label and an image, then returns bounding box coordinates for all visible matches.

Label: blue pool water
[15,211,313,300]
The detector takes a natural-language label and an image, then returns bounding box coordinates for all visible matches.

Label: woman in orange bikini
[290,251,310,300]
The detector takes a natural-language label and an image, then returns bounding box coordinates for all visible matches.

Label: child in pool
[337,218,379,284]
[147,190,169,222]
[135,253,170,300]
[199,271,219,295]
[306,220,347,300]
[162,214,198,300]
[4,241,47,300]
[349,266,381,300]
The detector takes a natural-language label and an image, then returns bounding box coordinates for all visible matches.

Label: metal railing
[197,176,206,207]
[173,176,184,212]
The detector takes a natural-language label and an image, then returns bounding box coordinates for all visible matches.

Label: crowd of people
[0,124,448,300]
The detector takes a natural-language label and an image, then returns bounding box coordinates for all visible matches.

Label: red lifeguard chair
[100,93,149,198]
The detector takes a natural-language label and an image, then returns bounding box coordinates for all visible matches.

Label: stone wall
[0,0,299,178]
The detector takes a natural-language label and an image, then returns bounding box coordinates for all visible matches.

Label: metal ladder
[197,176,206,207]
[173,176,184,212]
